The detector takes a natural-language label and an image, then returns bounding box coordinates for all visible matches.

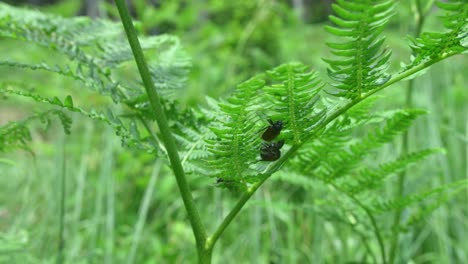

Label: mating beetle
[262,119,283,141]
[260,140,285,161]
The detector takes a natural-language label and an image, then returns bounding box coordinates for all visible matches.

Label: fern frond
[263,63,326,144]
[370,179,468,213]
[298,109,426,183]
[404,1,467,70]
[0,85,155,153]
[206,63,327,188]
[206,76,265,189]
[403,181,467,227]
[0,3,190,105]
[0,109,70,153]
[324,0,394,99]
[345,148,444,195]
[0,61,117,96]
[174,122,215,175]
[273,170,320,191]
[291,119,352,178]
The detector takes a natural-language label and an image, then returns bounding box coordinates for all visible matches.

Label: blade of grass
[56,135,66,264]
[127,161,161,264]
[104,128,115,264]
[69,121,93,261]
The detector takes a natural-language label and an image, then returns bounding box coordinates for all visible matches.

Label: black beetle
[260,140,285,161]
[262,119,283,141]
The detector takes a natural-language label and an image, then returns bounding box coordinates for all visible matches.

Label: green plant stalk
[206,144,299,248]
[325,180,387,263]
[127,162,161,264]
[346,189,387,264]
[113,0,209,261]
[56,138,66,264]
[356,229,378,263]
[207,52,452,253]
[104,129,115,264]
[389,1,427,262]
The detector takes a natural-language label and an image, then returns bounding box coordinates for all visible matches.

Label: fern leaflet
[324,0,394,99]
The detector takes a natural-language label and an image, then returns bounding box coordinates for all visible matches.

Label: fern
[0,84,155,153]
[345,148,444,195]
[402,180,467,228]
[324,0,394,99]
[404,0,468,70]
[263,63,326,144]
[0,2,190,103]
[174,121,215,176]
[0,109,70,154]
[206,76,265,189]
[292,109,427,184]
[206,62,326,188]
[371,179,468,213]
[0,3,191,155]
[282,108,441,224]
[0,1,466,263]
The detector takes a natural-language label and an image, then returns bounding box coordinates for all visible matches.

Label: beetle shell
[260,149,281,161]
[260,140,285,161]
[262,120,283,141]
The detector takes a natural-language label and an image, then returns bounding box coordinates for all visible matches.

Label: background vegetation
[0,0,466,263]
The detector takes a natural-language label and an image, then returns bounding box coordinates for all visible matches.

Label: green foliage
[347,148,443,195]
[264,63,326,144]
[405,0,468,70]
[0,2,190,154]
[0,1,467,263]
[371,179,467,214]
[291,109,428,183]
[206,63,325,189]
[0,108,70,153]
[200,0,467,261]
[0,85,154,152]
[279,106,455,244]
[324,0,394,99]
[206,76,265,190]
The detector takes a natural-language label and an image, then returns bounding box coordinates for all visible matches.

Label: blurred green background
[0,0,466,263]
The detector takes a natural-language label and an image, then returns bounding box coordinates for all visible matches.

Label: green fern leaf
[324,0,395,99]
[206,76,265,189]
[404,1,468,70]
[300,109,426,183]
[345,148,444,195]
[263,63,325,145]
[0,85,155,153]
[0,3,191,105]
[371,179,468,213]
[0,109,70,153]
[403,181,467,227]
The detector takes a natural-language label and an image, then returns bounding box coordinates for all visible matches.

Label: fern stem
[207,145,299,249]
[113,0,208,260]
[207,178,265,249]
[352,197,387,264]
[356,230,378,264]
[327,181,387,263]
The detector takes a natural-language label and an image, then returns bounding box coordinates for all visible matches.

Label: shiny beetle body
[262,119,283,141]
[260,140,285,161]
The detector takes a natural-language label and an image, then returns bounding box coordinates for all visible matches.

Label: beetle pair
[260,119,284,161]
